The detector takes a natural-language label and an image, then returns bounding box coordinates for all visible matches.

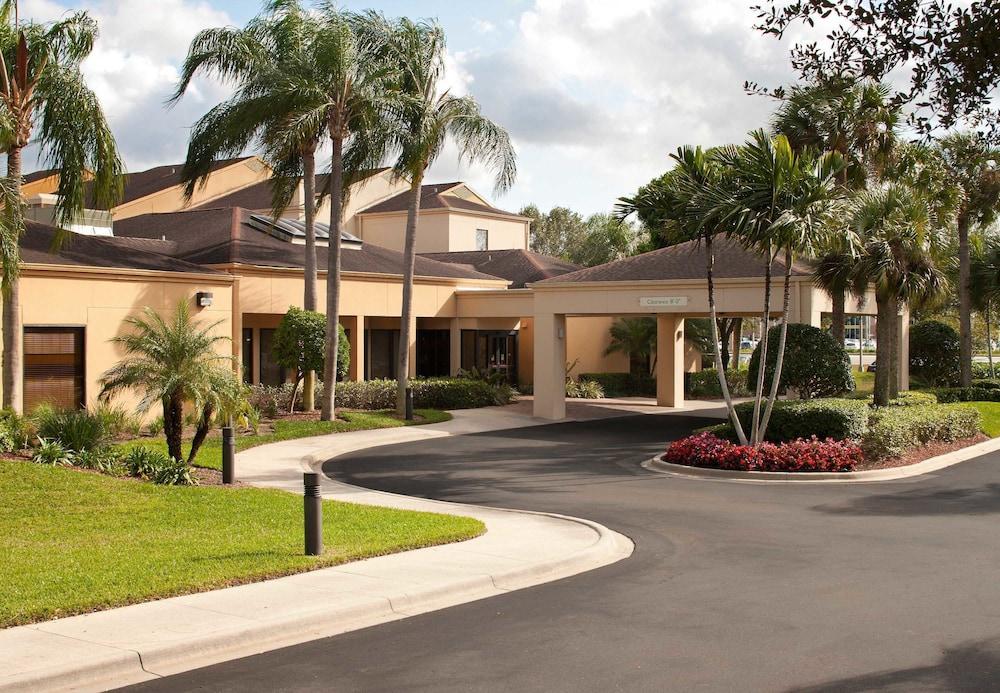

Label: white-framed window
[476,228,488,251]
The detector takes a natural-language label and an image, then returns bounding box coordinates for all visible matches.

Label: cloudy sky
[20,0,817,214]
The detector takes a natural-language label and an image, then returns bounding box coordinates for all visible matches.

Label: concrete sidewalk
[0,402,670,693]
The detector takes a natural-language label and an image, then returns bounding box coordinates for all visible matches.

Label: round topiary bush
[747,324,854,399]
[909,320,960,386]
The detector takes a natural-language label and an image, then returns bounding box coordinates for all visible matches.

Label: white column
[345,315,365,381]
[532,312,566,420]
[656,315,685,408]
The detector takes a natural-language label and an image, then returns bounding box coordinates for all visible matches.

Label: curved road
[121,411,1000,692]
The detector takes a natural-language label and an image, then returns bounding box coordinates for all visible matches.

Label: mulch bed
[854,434,989,471]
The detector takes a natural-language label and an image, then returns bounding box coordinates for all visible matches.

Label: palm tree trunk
[187,403,215,465]
[719,318,732,370]
[831,288,846,346]
[751,243,775,445]
[164,392,184,462]
[888,293,900,399]
[302,148,318,412]
[731,317,743,369]
[706,235,748,445]
[958,214,973,387]
[988,302,995,379]
[758,249,794,442]
[873,291,892,406]
[320,127,345,422]
[396,171,424,417]
[3,144,23,412]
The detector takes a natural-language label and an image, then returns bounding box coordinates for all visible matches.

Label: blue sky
[21,0,808,214]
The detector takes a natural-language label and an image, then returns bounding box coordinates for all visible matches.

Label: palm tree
[812,245,866,346]
[0,3,123,412]
[171,0,325,409]
[605,317,656,375]
[619,146,750,444]
[852,184,949,405]
[706,131,843,443]
[970,238,1000,377]
[369,13,516,417]
[99,300,238,465]
[937,132,1000,386]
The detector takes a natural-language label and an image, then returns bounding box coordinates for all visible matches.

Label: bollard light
[405,386,414,421]
[303,472,323,556]
[221,426,235,484]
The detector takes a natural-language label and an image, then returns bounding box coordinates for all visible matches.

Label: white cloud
[472,18,496,34]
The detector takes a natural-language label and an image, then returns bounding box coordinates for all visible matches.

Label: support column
[230,278,242,377]
[406,313,417,379]
[532,312,566,420]
[449,318,462,376]
[656,315,685,408]
[898,307,909,392]
[345,315,365,382]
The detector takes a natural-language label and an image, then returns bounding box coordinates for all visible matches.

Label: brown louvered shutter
[24,327,85,412]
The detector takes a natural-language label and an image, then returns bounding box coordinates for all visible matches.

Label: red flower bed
[663,432,863,473]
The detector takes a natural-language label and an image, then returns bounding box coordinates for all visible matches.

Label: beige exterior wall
[112,158,271,220]
[447,212,529,251]
[312,170,410,237]
[356,211,452,253]
[16,266,234,419]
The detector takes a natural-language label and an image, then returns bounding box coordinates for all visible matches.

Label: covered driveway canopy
[528,237,901,421]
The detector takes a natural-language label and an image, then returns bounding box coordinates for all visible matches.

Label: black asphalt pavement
[120,411,1000,692]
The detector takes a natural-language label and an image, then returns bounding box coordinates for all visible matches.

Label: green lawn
[119,409,452,470]
[852,370,874,394]
[969,402,1000,437]
[0,459,483,627]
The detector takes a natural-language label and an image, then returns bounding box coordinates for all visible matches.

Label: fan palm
[365,13,516,417]
[605,317,657,375]
[99,300,238,464]
[0,3,123,412]
[936,132,1000,386]
[970,238,1000,377]
[705,131,843,443]
[619,145,750,444]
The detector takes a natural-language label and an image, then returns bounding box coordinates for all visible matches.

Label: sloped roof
[192,168,391,212]
[112,207,507,281]
[421,249,579,289]
[84,157,255,209]
[359,182,524,218]
[535,237,813,284]
[23,169,59,184]
[20,221,224,275]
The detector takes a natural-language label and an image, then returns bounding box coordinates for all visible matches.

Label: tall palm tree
[937,132,1000,387]
[171,0,325,409]
[619,146,750,444]
[970,238,1000,377]
[812,245,866,346]
[99,300,238,465]
[707,131,843,443]
[852,183,949,405]
[0,3,123,412]
[370,14,516,417]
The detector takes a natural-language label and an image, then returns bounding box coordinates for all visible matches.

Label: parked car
[844,338,860,350]
[740,338,756,350]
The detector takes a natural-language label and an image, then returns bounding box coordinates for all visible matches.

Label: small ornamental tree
[748,324,853,399]
[909,320,960,387]
[273,308,348,413]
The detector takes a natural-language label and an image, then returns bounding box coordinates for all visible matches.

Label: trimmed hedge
[733,398,870,443]
[686,369,751,398]
[931,386,1000,403]
[910,320,961,386]
[578,372,655,397]
[862,403,981,459]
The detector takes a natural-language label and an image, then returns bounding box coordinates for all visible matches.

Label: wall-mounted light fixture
[196,291,214,308]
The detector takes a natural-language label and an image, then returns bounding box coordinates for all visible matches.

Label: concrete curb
[644,435,1000,483]
[1,410,634,693]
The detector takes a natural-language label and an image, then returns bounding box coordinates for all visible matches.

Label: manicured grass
[119,409,452,470]
[969,402,1000,437]
[0,460,483,628]
[852,370,874,394]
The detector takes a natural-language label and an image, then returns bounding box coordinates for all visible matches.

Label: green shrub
[972,362,997,379]
[931,386,1000,403]
[734,398,870,442]
[147,415,164,437]
[121,447,167,479]
[151,457,197,486]
[862,404,981,459]
[0,409,32,452]
[32,438,74,466]
[33,408,108,452]
[578,372,656,397]
[331,378,515,410]
[748,324,854,399]
[909,320,960,386]
[686,369,751,398]
[883,391,938,407]
[74,447,124,475]
[566,379,605,399]
[971,378,1000,390]
[92,402,142,439]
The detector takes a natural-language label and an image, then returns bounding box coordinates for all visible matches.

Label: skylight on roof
[247,214,362,247]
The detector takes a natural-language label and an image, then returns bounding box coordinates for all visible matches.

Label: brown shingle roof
[359,183,523,218]
[191,168,390,212]
[20,221,224,275]
[535,237,813,284]
[23,168,59,184]
[112,207,507,282]
[421,249,579,288]
[85,157,255,209]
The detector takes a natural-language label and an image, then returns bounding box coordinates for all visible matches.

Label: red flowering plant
[662,432,862,473]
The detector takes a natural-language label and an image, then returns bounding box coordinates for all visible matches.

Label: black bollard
[405,386,414,421]
[221,426,235,484]
[304,472,323,556]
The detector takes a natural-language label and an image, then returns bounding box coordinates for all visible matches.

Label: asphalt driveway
[120,410,1000,692]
